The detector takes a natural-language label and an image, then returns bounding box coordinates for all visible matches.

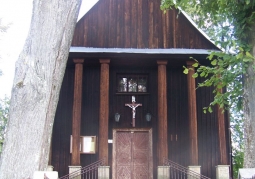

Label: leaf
[192,62,199,67]
[192,73,198,78]
[246,51,254,59]
[200,71,205,77]
[208,106,213,113]
[207,53,214,60]
[183,68,189,74]
[211,59,217,66]
[243,58,251,62]
[236,53,243,60]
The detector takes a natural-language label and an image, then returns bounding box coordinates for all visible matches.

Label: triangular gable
[72,0,218,50]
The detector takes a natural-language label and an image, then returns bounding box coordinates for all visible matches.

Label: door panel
[116,132,132,179]
[113,129,153,179]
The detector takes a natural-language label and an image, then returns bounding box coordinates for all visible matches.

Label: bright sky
[0,0,98,99]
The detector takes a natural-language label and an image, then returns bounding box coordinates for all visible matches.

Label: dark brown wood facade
[71,0,217,49]
[51,0,231,178]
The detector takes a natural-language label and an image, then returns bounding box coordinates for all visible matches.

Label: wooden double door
[112,128,153,179]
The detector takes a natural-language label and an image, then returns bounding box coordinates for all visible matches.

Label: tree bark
[0,0,81,178]
[243,41,255,168]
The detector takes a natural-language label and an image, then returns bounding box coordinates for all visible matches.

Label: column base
[69,165,81,179]
[216,165,229,179]
[188,166,201,179]
[157,166,170,179]
[33,171,58,179]
[98,166,110,179]
[47,165,54,171]
[238,168,255,179]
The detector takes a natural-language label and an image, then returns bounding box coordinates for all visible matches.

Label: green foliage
[183,49,254,113]
[0,97,10,154]
[161,0,255,175]
[230,111,244,179]
[161,0,255,113]
[232,148,244,179]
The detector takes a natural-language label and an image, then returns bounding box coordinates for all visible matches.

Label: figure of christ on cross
[125,96,142,127]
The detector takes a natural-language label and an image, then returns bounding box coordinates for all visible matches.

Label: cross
[125,96,142,127]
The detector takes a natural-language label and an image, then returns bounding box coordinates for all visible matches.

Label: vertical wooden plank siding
[72,0,218,50]
[71,59,84,166]
[99,59,110,165]
[131,0,138,47]
[148,0,154,48]
[217,89,228,165]
[173,9,177,48]
[124,0,131,47]
[162,12,167,48]
[137,0,143,48]
[165,11,170,48]
[157,60,168,165]
[186,61,198,165]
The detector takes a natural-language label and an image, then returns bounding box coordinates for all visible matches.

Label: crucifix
[125,96,142,127]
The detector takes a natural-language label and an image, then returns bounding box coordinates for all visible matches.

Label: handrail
[164,159,211,179]
[59,158,105,179]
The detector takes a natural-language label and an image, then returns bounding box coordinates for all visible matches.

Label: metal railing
[164,159,211,179]
[59,159,105,179]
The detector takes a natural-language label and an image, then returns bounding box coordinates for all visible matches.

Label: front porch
[34,162,230,179]
[49,55,230,178]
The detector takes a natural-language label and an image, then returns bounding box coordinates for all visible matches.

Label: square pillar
[188,166,201,179]
[69,166,81,179]
[47,165,54,171]
[33,171,58,179]
[238,168,255,179]
[216,165,230,179]
[157,166,170,179]
[98,166,110,179]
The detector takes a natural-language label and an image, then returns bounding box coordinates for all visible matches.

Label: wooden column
[71,59,84,166]
[217,89,228,165]
[157,60,168,165]
[186,61,198,165]
[99,59,110,165]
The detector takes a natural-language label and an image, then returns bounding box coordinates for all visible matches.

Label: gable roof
[72,0,219,51]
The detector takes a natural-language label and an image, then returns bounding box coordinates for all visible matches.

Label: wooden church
[50,0,231,178]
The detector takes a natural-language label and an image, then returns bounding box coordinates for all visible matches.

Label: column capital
[99,59,110,64]
[157,60,167,65]
[73,59,84,64]
[186,61,195,67]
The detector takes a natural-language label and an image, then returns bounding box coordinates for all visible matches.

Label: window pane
[117,74,147,93]
[138,77,147,92]
[128,78,137,92]
[118,78,127,92]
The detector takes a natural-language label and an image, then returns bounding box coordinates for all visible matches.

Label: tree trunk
[0,0,81,178]
[243,40,255,168]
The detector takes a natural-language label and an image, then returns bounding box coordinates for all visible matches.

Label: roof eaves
[69,47,220,55]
